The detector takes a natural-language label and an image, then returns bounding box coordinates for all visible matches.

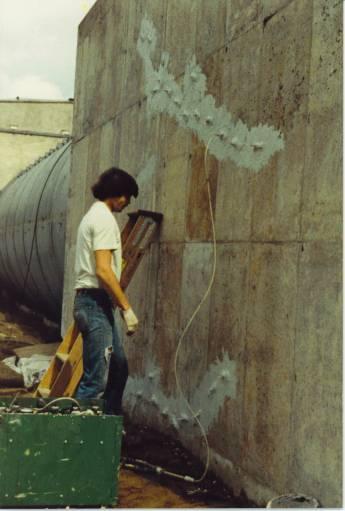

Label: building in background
[0,99,73,189]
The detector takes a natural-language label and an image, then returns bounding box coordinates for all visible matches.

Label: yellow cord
[173,136,217,482]
[33,397,81,414]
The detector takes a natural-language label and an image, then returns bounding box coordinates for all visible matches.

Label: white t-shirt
[74,201,122,289]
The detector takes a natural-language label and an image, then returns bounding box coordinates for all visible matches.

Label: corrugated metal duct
[0,141,71,320]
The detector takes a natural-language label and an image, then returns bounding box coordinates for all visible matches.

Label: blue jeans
[73,290,128,414]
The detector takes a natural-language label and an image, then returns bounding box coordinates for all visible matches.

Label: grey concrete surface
[62,0,342,506]
[0,100,73,189]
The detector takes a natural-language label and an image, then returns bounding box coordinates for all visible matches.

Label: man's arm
[95,249,139,335]
[94,249,130,310]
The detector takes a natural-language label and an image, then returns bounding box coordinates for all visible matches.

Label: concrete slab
[142,242,160,354]
[73,0,129,138]
[61,136,90,332]
[135,153,158,213]
[287,241,342,507]
[119,103,163,183]
[262,0,295,19]
[207,243,250,461]
[226,0,262,43]
[241,243,298,491]
[72,33,90,141]
[195,0,227,60]
[124,243,160,378]
[215,24,263,242]
[250,113,306,241]
[61,0,342,504]
[84,127,102,210]
[308,0,342,114]
[98,1,130,125]
[155,154,189,242]
[301,108,342,241]
[258,0,313,132]
[81,20,106,137]
[124,250,151,377]
[78,0,110,39]
[99,117,122,171]
[121,0,167,111]
[153,243,184,394]
[118,107,141,174]
[163,115,192,162]
[177,243,212,399]
[215,160,254,242]
[66,136,90,238]
[186,137,219,242]
[164,0,198,77]
[202,47,225,108]
[222,24,262,125]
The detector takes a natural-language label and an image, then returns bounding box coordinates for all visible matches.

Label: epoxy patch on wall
[124,350,237,433]
[137,16,285,172]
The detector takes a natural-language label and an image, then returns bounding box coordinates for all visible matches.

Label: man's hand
[122,307,139,336]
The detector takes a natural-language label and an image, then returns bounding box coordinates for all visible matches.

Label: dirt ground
[121,420,257,508]
[0,297,257,508]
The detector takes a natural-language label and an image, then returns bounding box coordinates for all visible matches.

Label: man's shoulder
[86,201,115,223]
[81,203,120,238]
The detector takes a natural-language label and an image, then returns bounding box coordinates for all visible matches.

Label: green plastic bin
[0,397,123,507]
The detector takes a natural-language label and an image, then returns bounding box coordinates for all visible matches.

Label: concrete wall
[0,100,73,189]
[62,0,342,506]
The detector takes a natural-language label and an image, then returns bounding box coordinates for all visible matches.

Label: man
[73,167,139,414]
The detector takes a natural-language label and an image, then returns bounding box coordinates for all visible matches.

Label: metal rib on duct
[0,141,72,321]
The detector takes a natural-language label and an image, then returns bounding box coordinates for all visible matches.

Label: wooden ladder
[35,209,163,398]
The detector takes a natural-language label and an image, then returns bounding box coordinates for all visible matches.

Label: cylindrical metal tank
[0,141,71,321]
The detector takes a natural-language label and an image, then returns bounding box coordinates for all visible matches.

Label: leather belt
[76,288,108,298]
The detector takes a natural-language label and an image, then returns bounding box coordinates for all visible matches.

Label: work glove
[122,307,139,336]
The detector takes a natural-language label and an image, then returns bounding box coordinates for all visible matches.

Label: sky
[0,0,97,100]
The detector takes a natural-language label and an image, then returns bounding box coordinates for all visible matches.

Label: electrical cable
[171,135,217,483]
[33,396,82,414]
[22,140,72,296]
[121,457,195,482]
[124,137,218,485]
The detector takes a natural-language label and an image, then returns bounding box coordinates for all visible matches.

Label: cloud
[0,0,97,100]
[0,73,64,100]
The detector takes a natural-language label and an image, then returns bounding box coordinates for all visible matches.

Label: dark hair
[91,167,139,200]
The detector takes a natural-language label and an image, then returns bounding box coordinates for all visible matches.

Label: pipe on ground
[0,141,71,320]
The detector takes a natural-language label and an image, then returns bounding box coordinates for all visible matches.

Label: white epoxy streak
[124,351,236,433]
[137,16,285,172]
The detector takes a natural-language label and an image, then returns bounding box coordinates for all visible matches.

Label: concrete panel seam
[263,0,297,30]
